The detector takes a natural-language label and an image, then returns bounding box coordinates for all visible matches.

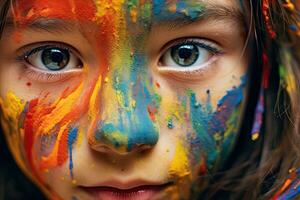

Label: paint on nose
[94,53,160,153]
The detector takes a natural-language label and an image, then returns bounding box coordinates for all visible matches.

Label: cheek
[159,76,245,175]
[0,80,91,182]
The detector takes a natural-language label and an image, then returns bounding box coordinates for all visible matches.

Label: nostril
[130,144,153,153]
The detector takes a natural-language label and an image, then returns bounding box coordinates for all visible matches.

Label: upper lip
[78,179,172,190]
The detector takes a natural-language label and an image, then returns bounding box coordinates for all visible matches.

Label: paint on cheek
[17,79,97,178]
[169,140,190,176]
[68,127,79,179]
[0,93,26,167]
[167,118,174,129]
[165,95,187,130]
[167,139,192,199]
[188,76,246,169]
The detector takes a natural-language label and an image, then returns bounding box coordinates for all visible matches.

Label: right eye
[24,45,83,71]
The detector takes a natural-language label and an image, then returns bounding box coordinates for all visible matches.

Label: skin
[0,0,248,199]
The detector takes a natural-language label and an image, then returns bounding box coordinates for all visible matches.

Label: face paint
[0,0,247,199]
[161,76,246,199]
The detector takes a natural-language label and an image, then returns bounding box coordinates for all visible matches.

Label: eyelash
[177,39,221,54]
[15,43,83,82]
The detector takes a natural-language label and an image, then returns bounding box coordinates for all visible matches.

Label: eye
[24,45,82,71]
[159,39,221,70]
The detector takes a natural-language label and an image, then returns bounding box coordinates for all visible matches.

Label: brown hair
[202,1,300,199]
[0,1,299,200]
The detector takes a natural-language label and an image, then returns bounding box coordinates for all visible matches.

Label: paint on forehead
[152,0,205,22]
[13,0,205,27]
[13,0,96,24]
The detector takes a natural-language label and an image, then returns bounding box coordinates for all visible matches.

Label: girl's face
[0,0,248,199]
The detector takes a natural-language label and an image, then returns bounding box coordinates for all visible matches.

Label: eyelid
[158,37,223,60]
[15,41,83,63]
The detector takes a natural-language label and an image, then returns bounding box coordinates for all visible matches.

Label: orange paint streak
[271,179,292,200]
[13,0,96,26]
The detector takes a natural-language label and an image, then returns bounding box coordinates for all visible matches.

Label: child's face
[0,0,248,199]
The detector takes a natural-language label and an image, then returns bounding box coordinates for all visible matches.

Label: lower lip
[83,185,167,200]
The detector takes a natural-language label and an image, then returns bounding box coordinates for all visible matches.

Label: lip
[80,181,171,200]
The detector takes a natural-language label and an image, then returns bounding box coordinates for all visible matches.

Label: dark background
[0,128,46,200]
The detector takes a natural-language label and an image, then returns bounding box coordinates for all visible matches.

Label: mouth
[80,182,172,200]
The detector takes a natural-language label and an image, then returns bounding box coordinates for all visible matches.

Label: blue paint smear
[188,76,246,168]
[152,0,205,23]
[68,128,78,179]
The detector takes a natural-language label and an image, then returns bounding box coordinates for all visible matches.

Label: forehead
[11,0,243,25]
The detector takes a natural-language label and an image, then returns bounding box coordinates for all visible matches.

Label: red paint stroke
[23,98,44,183]
[147,104,157,121]
[155,82,160,88]
[198,155,207,176]
[262,53,270,88]
[56,128,68,166]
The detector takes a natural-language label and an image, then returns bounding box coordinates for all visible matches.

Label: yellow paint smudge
[0,92,26,167]
[252,132,259,141]
[94,0,125,18]
[167,140,192,200]
[130,7,138,23]
[102,131,128,153]
[88,75,102,120]
[169,141,190,177]
[286,72,296,94]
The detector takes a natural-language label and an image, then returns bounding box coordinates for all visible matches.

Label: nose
[88,64,160,155]
[92,120,159,154]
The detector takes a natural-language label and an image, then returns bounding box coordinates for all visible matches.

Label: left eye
[159,40,219,69]
[24,46,82,71]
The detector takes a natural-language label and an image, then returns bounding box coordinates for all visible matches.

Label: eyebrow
[3,4,246,35]
[4,17,76,34]
[155,5,246,31]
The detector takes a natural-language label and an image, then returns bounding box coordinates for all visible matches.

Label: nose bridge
[91,54,160,153]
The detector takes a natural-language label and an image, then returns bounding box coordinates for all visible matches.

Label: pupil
[42,48,70,71]
[171,44,199,67]
[178,47,193,59]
